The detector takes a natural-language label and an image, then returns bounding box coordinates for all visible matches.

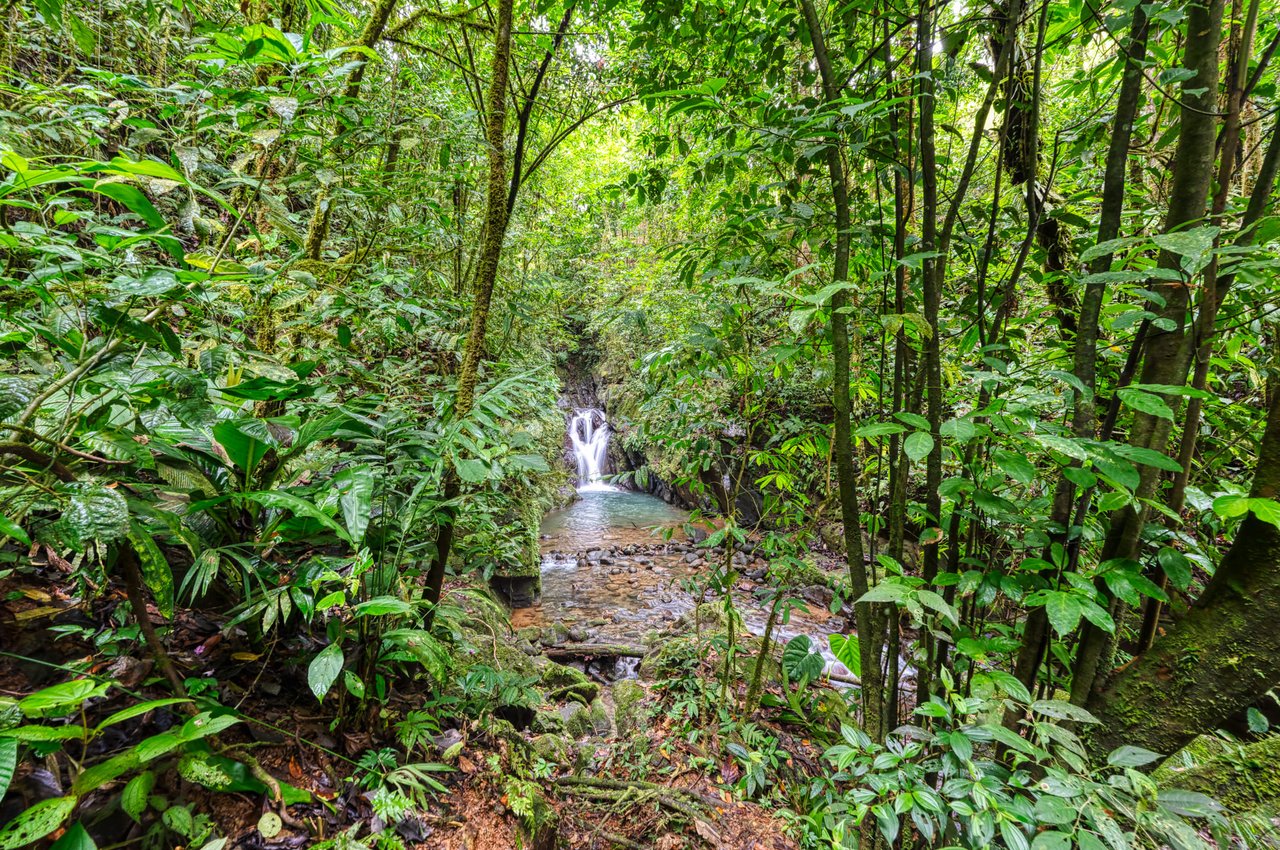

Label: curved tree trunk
[1087,388,1280,757]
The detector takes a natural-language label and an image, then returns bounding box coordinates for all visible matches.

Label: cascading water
[569,408,612,491]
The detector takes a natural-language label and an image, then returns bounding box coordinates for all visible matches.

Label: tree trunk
[1071,0,1224,705]
[1087,388,1280,757]
[796,0,885,741]
[425,0,515,609]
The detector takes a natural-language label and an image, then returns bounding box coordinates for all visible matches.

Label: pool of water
[538,487,692,552]
[512,488,857,679]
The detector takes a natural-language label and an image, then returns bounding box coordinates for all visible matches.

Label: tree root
[553,776,708,821]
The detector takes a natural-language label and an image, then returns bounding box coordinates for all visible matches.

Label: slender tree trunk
[425,0,515,609]
[797,0,885,742]
[302,0,401,259]
[1011,0,1149,699]
[1071,0,1225,705]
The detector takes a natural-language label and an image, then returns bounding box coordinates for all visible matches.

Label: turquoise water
[539,488,690,552]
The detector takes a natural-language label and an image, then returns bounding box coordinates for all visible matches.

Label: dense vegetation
[1,0,1279,845]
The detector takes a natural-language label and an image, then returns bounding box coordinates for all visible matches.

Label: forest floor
[0,553,849,849]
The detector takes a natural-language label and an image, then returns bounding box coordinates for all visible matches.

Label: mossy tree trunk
[425,0,515,609]
[1087,388,1280,757]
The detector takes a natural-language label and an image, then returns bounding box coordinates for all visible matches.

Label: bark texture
[1087,390,1280,757]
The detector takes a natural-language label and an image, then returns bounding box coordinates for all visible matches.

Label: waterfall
[569,408,613,491]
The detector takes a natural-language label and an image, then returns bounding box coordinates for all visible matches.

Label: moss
[588,698,610,735]
[1155,735,1280,816]
[540,661,599,704]
[612,679,647,737]
[530,733,572,765]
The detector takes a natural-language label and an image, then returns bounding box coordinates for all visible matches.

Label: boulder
[540,661,599,704]
[559,702,592,737]
[612,680,647,737]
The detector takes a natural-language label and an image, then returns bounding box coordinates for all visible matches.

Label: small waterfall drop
[569,408,613,491]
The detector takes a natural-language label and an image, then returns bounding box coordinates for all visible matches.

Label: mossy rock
[558,702,593,738]
[533,708,565,734]
[612,679,647,737]
[530,733,572,765]
[588,698,610,735]
[541,661,600,704]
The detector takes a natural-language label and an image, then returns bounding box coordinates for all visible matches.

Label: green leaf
[781,635,824,683]
[211,420,271,477]
[49,821,95,850]
[940,418,975,442]
[1043,592,1083,636]
[1157,788,1222,817]
[1031,699,1100,724]
[0,514,28,546]
[904,432,934,462]
[67,14,95,54]
[95,698,190,733]
[1030,830,1072,850]
[128,523,174,618]
[308,642,344,702]
[1117,388,1174,421]
[828,633,861,677]
[1107,745,1163,768]
[121,771,155,823]
[1157,547,1192,591]
[334,464,375,546]
[0,796,77,850]
[240,491,349,543]
[983,670,1031,704]
[915,590,959,627]
[454,457,491,483]
[19,679,106,718]
[852,422,905,438]
[352,597,413,617]
[993,449,1036,485]
[0,739,15,801]
[1246,706,1269,734]
[858,583,907,604]
[1110,444,1183,472]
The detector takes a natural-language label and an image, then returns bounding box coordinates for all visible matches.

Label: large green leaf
[0,739,16,801]
[334,464,374,546]
[828,633,861,677]
[211,420,272,478]
[0,796,77,850]
[308,642,344,701]
[240,491,349,542]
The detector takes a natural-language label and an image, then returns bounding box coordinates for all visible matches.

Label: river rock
[828,616,847,633]
[531,733,571,764]
[745,568,766,581]
[567,624,590,643]
[802,584,834,607]
[588,699,611,735]
[683,552,699,564]
[544,623,571,646]
[587,550,604,561]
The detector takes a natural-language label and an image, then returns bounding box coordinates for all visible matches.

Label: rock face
[491,574,539,608]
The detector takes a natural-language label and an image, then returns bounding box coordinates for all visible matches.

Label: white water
[569,408,614,491]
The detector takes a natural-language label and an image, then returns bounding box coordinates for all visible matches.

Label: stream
[510,409,858,681]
